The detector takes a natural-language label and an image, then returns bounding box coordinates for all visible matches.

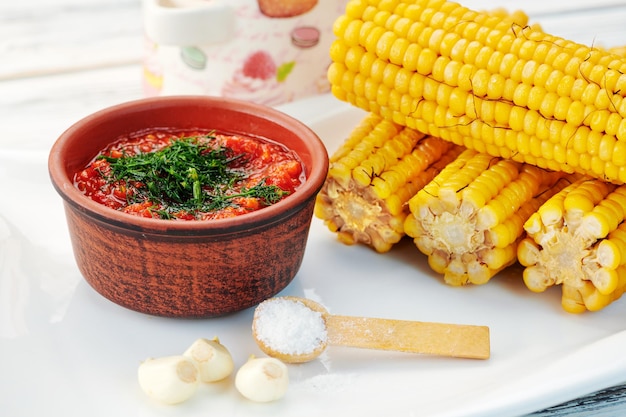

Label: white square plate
[1,94,625,417]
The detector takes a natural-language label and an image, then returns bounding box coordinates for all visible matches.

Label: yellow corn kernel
[329,0,626,185]
[518,178,626,312]
[315,113,461,253]
[405,149,574,285]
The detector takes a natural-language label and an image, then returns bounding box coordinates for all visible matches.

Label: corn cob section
[404,149,579,285]
[518,179,626,312]
[315,113,462,253]
[328,0,626,184]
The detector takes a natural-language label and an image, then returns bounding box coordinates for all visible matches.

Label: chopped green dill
[98,135,288,219]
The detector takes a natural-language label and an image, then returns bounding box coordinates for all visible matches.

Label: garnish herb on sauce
[100,135,285,215]
[74,130,304,220]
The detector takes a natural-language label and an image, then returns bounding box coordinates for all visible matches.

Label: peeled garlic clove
[137,355,199,404]
[183,337,234,382]
[235,356,289,402]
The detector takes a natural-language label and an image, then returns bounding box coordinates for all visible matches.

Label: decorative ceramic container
[142,0,349,105]
[48,96,329,318]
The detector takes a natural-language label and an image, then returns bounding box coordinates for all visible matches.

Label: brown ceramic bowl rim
[48,96,329,236]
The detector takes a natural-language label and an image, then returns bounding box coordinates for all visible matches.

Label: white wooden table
[2,0,626,415]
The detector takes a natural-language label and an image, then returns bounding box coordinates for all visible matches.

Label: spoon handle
[325,315,490,359]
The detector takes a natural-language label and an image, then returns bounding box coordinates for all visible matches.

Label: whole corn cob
[315,113,462,252]
[328,0,626,184]
[404,148,579,285]
[518,179,626,312]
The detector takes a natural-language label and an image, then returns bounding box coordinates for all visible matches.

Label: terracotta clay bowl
[48,96,329,318]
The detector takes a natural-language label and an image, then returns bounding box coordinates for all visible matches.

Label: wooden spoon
[252,296,490,363]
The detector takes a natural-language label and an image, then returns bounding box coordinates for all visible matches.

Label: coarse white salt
[254,298,328,355]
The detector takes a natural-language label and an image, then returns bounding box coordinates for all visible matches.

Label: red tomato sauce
[74,128,305,220]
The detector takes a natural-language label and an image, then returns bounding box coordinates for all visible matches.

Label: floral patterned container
[142,0,348,106]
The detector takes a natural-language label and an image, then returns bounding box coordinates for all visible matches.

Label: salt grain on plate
[254,298,328,355]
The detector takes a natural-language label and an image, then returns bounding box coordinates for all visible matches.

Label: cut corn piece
[518,178,626,312]
[405,148,578,285]
[329,0,626,184]
[315,113,462,253]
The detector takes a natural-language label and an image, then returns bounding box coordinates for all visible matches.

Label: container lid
[143,0,235,45]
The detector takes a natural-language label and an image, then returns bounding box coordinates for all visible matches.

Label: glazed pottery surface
[48,96,329,317]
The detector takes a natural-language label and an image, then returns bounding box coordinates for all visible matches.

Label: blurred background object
[142,0,349,105]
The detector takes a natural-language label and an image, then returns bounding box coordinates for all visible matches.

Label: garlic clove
[235,356,289,402]
[137,355,200,404]
[183,337,234,382]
